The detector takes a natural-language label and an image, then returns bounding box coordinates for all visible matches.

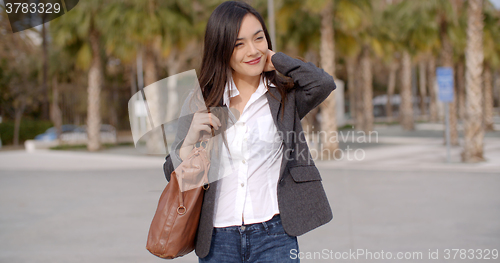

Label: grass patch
[374,121,400,125]
[50,142,134,150]
[339,124,355,130]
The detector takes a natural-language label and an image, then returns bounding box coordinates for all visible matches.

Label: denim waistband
[213,214,281,233]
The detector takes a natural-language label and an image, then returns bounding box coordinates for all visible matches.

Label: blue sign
[437,67,454,102]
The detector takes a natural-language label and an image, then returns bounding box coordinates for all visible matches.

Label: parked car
[34,124,117,144]
[34,125,79,141]
[69,124,117,143]
[371,94,427,117]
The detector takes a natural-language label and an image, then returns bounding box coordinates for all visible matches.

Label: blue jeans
[199,214,300,262]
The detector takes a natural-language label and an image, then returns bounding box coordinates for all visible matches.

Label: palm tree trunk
[144,46,158,88]
[13,97,27,146]
[319,0,338,160]
[360,46,373,133]
[87,28,103,151]
[483,63,494,131]
[441,35,459,146]
[448,87,459,146]
[427,57,439,122]
[456,61,466,120]
[461,0,485,163]
[110,86,118,129]
[50,76,63,140]
[165,47,181,122]
[355,59,364,131]
[41,23,49,120]
[418,60,427,118]
[400,50,414,130]
[494,70,500,107]
[346,56,356,121]
[143,45,163,154]
[386,60,398,121]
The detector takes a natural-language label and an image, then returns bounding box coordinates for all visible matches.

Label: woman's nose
[246,42,259,56]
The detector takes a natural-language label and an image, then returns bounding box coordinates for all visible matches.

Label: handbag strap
[175,143,210,215]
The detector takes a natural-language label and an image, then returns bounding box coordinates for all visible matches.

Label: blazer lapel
[266,87,280,128]
[266,87,294,180]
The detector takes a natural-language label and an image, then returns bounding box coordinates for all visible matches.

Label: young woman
[164,1,336,262]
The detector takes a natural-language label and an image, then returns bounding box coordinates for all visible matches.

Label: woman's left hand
[263,49,276,72]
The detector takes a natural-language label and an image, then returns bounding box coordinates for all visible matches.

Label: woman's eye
[256,37,263,40]
[235,43,243,47]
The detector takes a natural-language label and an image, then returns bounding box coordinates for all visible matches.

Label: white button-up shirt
[213,74,284,227]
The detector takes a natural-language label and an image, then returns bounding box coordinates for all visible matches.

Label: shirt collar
[223,74,276,107]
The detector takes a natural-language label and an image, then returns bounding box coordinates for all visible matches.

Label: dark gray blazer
[163,52,336,258]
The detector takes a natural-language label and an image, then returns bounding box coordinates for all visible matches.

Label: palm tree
[41,23,49,120]
[50,0,107,151]
[386,60,399,120]
[399,50,414,130]
[418,58,427,118]
[449,6,468,123]
[277,0,376,159]
[276,0,339,159]
[383,1,423,131]
[338,0,374,133]
[358,45,375,133]
[372,3,401,122]
[495,70,500,108]
[275,0,322,153]
[439,0,463,146]
[483,63,494,131]
[482,2,500,131]
[461,0,485,163]
[386,1,469,136]
[87,25,103,152]
[427,56,439,122]
[0,25,41,146]
[275,0,320,54]
[383,2,422,130]
[405,0,468,145]
[456,61,466,120]
[102,0,197,154]
[318,0,338,160]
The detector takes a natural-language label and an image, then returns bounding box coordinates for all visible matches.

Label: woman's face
[230,14,269,80]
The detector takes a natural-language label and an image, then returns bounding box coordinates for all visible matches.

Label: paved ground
[1,123,499,263]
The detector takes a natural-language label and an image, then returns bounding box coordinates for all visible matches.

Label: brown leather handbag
[146,141,210,259]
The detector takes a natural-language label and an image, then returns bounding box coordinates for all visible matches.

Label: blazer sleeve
[163,90,196,182]
[163,154,174,182]
[271,52,336,120]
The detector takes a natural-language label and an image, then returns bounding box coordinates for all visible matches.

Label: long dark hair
[198,0,294,116]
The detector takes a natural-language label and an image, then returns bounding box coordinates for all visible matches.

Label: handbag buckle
[177,205,186,215]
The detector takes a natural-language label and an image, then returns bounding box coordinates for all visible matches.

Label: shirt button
[241,183,245,187]
[242,159,246,164]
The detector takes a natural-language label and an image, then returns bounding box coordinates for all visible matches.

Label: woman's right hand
[180,109,221,160]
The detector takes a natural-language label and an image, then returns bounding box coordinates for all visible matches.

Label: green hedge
[0,118,53,145]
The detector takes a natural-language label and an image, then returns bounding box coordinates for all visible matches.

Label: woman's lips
[245,56,261,65]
